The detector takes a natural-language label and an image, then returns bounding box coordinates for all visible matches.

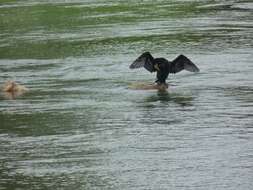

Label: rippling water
[0,0,253,189]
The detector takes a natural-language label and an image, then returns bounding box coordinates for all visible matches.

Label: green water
[0,0,253,189]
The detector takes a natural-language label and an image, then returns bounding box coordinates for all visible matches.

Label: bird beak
[154,64,160,71]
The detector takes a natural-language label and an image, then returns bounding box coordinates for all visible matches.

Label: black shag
[130,52,199,85]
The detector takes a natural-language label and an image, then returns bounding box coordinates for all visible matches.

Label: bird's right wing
[129,52,155,73]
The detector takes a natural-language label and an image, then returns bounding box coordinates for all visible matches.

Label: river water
[0,0,253,189]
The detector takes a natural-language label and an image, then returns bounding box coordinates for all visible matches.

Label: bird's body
[130,52,199,85]
[153,58,170,83]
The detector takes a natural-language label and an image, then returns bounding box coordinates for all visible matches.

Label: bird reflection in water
[145,90,194,107]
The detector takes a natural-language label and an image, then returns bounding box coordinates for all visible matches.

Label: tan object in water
[2,81,28,99]
[129,82,168,91]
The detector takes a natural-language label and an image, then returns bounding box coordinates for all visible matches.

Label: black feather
[171,54,199,73]
[130,52,155,73]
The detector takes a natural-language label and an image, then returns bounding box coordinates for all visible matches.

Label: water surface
[0,0,253,189]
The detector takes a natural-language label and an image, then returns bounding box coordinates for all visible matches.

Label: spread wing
[170,54,199,73]
[129,52,155,73]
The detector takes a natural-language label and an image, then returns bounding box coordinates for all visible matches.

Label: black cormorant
[130,52,199,85]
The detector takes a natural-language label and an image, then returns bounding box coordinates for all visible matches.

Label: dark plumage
[130,52,199,84]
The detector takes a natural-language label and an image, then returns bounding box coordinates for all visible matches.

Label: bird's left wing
[170,54,199,73]
[129,52,155,73]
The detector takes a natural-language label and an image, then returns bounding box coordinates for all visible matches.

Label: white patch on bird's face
[154,64,160,71]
